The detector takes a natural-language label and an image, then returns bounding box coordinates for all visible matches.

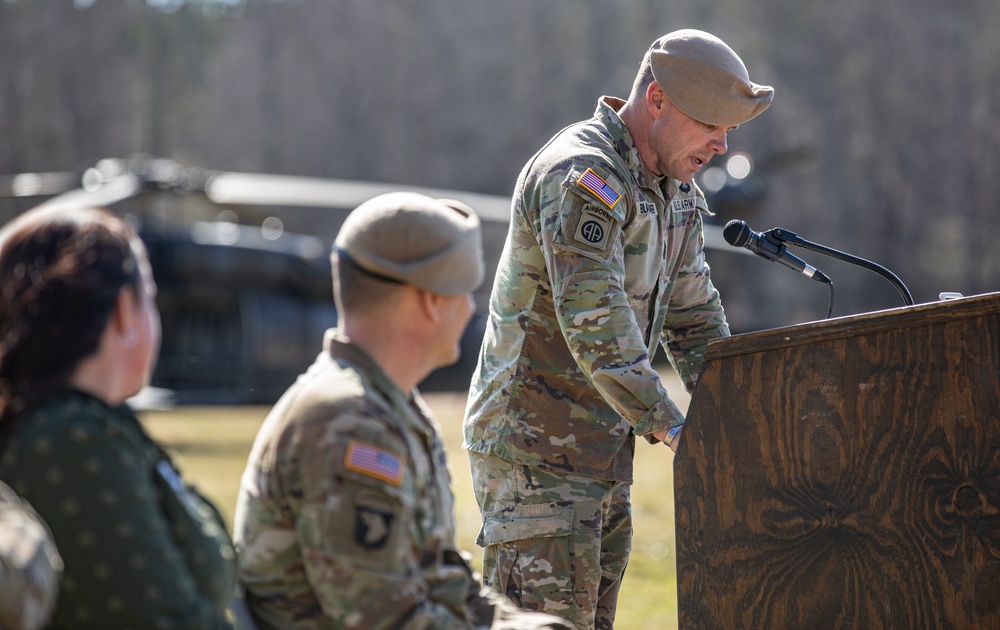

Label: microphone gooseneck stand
[765,227,914,307]
[723,219,914,320]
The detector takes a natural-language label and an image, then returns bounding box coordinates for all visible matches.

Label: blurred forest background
[1,0,999,331]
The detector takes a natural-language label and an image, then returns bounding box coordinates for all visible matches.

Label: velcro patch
[577,168,621,210]
[671,196,699,213]
[574,208,612,249]
[345,440,404,486]
[354,505,394,549]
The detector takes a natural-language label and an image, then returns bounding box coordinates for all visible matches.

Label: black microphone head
[723,219,752,248]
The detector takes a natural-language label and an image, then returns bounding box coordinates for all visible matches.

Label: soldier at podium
[463,29,775,628]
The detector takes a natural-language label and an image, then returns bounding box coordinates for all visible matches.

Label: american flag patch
[578,168,621,209]
[345,440,404,486]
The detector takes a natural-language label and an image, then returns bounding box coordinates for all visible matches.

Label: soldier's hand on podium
[653,424,684,452]
[666,425,683,452]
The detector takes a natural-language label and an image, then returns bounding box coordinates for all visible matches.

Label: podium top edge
[709,291,1000,361]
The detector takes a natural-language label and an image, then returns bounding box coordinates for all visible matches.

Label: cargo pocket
[480,503,575,619]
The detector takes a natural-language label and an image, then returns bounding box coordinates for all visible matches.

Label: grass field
[140,368,689,629]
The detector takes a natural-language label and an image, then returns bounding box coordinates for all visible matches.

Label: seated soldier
[234,192,569,629]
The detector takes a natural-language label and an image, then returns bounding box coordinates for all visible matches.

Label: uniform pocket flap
[480,503,574,546]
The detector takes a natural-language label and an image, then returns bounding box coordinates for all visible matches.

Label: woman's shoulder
[5,389,157,468]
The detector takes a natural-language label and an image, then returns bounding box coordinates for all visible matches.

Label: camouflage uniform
[463,97,730,627]
[234,330,570,630]
[0,481,62,630]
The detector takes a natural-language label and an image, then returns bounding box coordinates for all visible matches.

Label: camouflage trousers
[468,452,631,630]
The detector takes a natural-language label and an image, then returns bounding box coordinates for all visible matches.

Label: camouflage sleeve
[288,406,480,628]
[0,482,62,630]
[529,162,686,437]
[661,204,730,392]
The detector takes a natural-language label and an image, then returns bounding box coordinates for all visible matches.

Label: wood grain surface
[674,292,1000,629]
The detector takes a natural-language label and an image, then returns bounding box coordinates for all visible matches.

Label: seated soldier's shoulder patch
[354,492,396,550]
[344,440,404,486]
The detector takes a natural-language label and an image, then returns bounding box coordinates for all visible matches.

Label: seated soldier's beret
[650,29,774,127]
[335,192,484,295]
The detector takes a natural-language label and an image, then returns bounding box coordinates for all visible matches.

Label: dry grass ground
[140,367,689,630]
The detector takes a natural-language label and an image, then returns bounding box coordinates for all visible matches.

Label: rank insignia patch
[345,440,404,486]
[578,168,621,210]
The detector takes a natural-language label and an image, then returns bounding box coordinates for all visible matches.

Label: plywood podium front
[674,292,1000,629]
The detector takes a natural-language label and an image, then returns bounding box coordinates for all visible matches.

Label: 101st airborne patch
[354,504,394,549]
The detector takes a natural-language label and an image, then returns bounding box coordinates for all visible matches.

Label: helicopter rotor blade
[205,172,513,224]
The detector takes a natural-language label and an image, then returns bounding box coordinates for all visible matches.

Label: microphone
[723,220,831,284]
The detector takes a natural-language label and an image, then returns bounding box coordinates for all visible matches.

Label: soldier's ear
[646,82,667,118]
[415,288,443,324]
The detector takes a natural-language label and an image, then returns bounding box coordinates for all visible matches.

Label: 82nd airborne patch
[574,205,612,250]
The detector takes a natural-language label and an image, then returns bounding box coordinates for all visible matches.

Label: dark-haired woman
[0,205,236,629]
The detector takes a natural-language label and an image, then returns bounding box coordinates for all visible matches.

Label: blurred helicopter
[0,154,762,406]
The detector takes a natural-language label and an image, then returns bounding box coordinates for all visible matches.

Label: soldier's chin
[432,346,463,371]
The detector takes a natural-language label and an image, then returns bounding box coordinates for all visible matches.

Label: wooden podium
[673,292,1000,629]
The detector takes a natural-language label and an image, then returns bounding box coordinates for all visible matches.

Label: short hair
[628,50,658,102]
[331,251,406,316]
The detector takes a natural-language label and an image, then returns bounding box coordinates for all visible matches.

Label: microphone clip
[762,227,802,247]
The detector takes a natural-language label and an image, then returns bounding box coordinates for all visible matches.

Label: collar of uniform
[597,96,690,203]
[595,96,667,198]
[323,329,415,406]
[323,329,439,442]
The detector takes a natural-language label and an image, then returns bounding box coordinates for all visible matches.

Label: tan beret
[334,191,484,295]
[650,29,774,127]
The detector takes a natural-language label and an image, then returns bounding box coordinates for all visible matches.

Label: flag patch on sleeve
[345,440,404,486]
[577,168,621,209]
